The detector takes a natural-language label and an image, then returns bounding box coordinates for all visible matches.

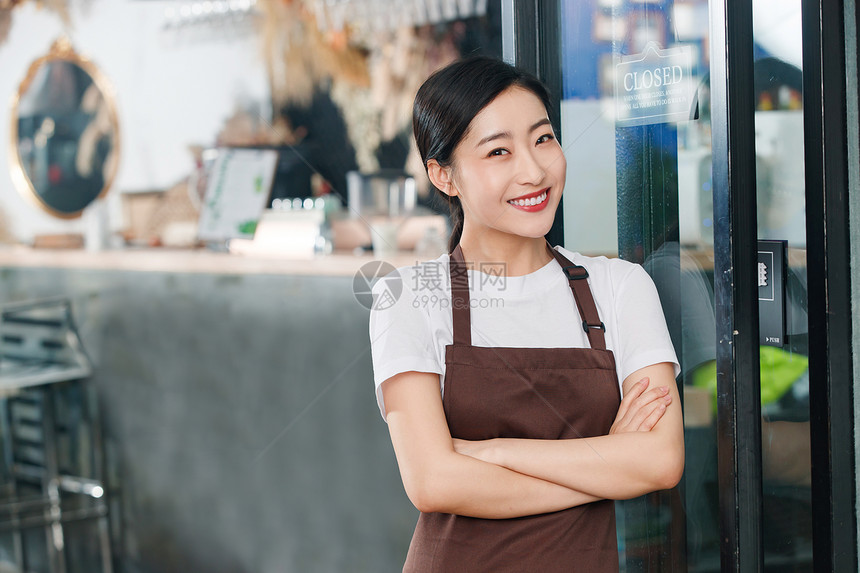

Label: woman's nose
[516,148,546,186]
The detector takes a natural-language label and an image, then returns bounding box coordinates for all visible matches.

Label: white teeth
[509,191,547,207]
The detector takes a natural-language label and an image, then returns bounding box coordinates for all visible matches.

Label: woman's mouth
[507,189,549,212]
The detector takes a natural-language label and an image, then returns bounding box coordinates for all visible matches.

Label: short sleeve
[369,269,443,421]
[612,263,681,385]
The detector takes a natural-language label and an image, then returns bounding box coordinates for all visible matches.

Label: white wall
[0,0,268,242]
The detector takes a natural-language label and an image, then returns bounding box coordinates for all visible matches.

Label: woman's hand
[454,377,671,462]
[449,364,683,499]
[383,371,601,517]
[609,377,672,435]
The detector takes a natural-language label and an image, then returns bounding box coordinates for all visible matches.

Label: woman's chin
[507,223,556,240]
[515,214,558,238]
[477,208,559,240]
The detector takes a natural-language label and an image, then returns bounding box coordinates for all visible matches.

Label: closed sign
[615,42,695,127]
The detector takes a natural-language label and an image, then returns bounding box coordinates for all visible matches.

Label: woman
[369,56,684,572]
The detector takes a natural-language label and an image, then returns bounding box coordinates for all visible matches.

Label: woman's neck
[457,228,553,277]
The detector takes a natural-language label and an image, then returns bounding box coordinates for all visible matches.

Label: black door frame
[510,0,859,570]
[502,0,564,248]
[802,0,858,570]
[708,0,765,569]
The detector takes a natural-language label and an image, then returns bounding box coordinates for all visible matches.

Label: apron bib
[403,242,622,573]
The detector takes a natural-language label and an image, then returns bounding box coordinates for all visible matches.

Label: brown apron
[403,242,622,573]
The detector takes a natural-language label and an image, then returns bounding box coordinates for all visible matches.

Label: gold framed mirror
[9,37,120,218]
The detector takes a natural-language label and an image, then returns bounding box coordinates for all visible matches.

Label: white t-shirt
[369,245,680,420]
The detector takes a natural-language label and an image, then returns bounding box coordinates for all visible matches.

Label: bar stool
[0,299,113,573]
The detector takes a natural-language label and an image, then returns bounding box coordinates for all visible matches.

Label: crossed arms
[381,362,684,519]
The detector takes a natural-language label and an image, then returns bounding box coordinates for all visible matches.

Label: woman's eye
[488,148,509,157]
[536,133,555,145]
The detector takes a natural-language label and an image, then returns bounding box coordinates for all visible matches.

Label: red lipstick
[507,188,550,212]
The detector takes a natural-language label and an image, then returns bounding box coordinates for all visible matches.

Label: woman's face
[446,86,566,241]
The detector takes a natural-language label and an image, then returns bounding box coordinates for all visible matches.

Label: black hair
[412,56,553,253]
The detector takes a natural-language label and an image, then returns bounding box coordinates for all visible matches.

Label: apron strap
[449,242,607,350]
[546,241,607,351]
[449,244,472,346]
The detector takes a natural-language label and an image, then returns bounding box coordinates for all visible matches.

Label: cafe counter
[0,246,420,573]
[0,245,421,276]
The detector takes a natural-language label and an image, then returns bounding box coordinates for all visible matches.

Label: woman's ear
[426,160,457,197]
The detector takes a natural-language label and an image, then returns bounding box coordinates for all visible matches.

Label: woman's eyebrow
[474,118,552,149]
[475,130,511,148]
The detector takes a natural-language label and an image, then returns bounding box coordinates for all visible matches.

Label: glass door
[751,4,812,570]
[524,0,823,570]
[557,2,724,568]
[508,0,856,567]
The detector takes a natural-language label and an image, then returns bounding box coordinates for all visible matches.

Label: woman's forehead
[463,87,549,143]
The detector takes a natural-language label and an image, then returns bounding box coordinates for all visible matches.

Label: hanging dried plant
[36,0,71,27]
[0,0,72,47]
[329,80,381,173]
[258,0,368,109]
[257,0,466,188]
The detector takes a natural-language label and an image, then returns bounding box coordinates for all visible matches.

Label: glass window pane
[558,0,814,569]
[753,1,812,569]
[559,0,717,570]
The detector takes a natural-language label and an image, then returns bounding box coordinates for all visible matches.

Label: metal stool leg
[41,387,66,573]
[1,299,114,572]
[1,396,26,572]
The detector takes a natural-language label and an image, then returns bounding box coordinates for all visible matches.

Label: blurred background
[0,2,502,572]
[0,0,854,572]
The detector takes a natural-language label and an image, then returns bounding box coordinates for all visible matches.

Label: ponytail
[446,196,464,254]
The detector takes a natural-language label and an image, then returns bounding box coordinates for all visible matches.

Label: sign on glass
[614,42,696,127]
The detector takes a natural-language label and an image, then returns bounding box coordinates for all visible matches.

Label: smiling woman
[369,56,684,572]
[425,85,565,257]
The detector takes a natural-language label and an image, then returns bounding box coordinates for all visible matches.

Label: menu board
[197,148,278,241]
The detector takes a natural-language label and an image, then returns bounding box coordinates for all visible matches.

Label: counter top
[0,246,424,277]
[0,245,805,276]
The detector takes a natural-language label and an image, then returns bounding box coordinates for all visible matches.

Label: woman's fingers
[612,378,648,433]
[629,386,669,417]
[616,379,660,427]
[612,380,672,433]
[615,377,649,421]
[611,379,646,434]
[628,393,672,431]
[638,399,670,431]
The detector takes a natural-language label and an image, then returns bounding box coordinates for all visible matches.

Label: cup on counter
[369,218,401,259]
